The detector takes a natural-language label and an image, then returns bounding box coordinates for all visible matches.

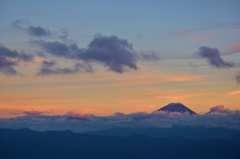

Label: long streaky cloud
[229,89,240,96]
[224,43,240,55]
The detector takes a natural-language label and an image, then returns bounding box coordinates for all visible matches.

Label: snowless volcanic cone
[157,103,197,115]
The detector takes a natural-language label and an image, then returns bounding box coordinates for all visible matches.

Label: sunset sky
[1,0,240,118]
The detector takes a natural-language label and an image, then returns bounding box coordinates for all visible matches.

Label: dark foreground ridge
[1,128,240,159]
[157,103,197,114]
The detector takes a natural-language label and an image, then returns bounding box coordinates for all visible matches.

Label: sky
[0,0,240,119]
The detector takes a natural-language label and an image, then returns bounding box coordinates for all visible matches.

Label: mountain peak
[157,103,196,115]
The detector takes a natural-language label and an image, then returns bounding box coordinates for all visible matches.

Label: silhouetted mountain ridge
[87,126,239,139]
[0,128,240,159]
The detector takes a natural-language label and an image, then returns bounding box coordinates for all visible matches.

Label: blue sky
[1,0,239,51]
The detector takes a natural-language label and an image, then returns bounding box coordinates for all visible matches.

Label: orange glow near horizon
[0,58,240,118]
[1,0,240,121]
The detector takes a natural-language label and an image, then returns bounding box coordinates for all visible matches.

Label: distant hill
[87,126,238,139]
[157,103,196,114]
[0,128,240,159]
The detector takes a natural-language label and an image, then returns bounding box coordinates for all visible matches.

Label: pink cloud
[123,75,205,85]
[0,95,61,100]
[154,95,184,100]
[165,75,205,82]
[208,105,231,114]
[228,90,240,96]
[115,100,143,104]
[224,43,240,55]
[153,93,203,101]
[189,33,214,41]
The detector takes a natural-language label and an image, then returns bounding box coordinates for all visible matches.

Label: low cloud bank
[0,106,239,133]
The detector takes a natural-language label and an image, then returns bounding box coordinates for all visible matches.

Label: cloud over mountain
[1,106,239,133]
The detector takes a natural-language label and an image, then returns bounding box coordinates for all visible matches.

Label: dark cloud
[42,60,55,68]
[75,62,93,73]
[37,62,93,76]
[65,112,93,121]
[11,20,160,74]
[33,36,138,73]
[11,19,159,74]
[80,35,138,73]
[0,46,33,75]
[12,20,51,37]
[0,66,17,75]
[138,52,160,61]
[23,111,44,116]
[1,107,240,132]
[195,46,235,68]
[32,35,158,74]
[37,67,78,76]
[11,19,29,30]
[17,51,33,62]
[58,29,70,43]
[31,40,80,58]
[0,52,17,75]
[236,70,240,83]
[11,20,22,29]
[27,26,51,37]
